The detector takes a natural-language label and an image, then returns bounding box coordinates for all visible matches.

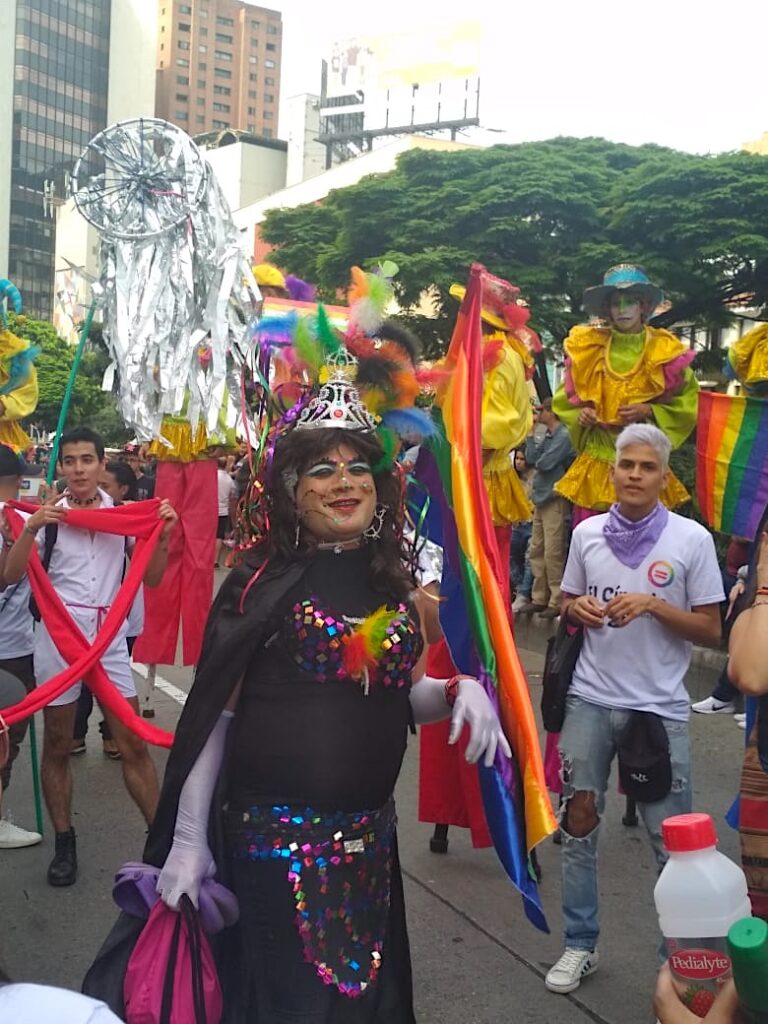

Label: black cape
[83,557,309,1019]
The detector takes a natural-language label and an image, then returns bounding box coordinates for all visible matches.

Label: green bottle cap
[728,917,768,1012]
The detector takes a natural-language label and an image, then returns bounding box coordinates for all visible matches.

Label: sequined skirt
[226,798,396,999]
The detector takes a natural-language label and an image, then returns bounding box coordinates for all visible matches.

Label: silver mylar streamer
[70,117,260,443]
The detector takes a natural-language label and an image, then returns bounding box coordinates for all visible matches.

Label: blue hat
[583,264,663,317]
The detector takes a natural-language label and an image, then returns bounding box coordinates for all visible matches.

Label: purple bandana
[603,501,669,569]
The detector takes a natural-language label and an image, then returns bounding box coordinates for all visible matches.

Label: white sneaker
[735,713,747,729]
[691,696,736,715]
[545,948,599,993]
[512,594,530,612]
[0,818,42,849]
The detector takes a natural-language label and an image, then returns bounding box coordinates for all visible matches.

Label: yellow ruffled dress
[147,409,237,462]
[481,333,534,526]
[728,323,768,392]
[552,326,698,511]
[0,328,38,453]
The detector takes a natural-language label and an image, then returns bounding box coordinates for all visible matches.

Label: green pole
[27,298,98,836]
[46,298,97,486]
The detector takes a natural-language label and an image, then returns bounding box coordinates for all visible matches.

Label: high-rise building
[0,0,156,320]
[155,1,282,139]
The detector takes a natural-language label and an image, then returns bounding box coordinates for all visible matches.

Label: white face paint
[609,292,644,334]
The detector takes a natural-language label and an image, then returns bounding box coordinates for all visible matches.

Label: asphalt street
[0,604,743,1024]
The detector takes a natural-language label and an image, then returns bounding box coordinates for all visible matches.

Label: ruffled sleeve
[649,366,699,448]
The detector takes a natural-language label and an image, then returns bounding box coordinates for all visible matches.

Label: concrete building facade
[155,0,282,138]
[2,0,156,321]
[283,93,327,188]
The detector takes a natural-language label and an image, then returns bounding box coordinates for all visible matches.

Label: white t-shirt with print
[561,511,724,721]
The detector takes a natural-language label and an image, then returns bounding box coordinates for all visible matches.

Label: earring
[363,505,387,542]
[294,519,301,549]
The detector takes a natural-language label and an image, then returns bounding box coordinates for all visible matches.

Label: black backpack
[28,523,58,622]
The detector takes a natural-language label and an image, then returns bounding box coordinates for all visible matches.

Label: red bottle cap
[662,813,718,852]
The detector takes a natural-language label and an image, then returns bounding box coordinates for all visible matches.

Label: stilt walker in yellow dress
[553,265,698,522]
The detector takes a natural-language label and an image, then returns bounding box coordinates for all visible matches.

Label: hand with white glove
[409,675,512,767]
[157,711,232,911]
[449,677,512,766]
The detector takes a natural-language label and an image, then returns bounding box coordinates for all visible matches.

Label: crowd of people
[0,258,766,1024]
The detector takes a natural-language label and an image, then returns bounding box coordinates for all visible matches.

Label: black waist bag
[540,615,583,733]
[617,711,672,804]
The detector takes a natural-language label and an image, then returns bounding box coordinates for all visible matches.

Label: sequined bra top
[281,596,421,688]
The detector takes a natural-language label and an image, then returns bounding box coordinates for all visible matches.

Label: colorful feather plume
[315,304,342,359]
[342,605,400,681]
[372,426,398,474]
[347,266,394,335]
[416,365,452,392]
[292,314,325,373]
[502,302,530,332]
[482,338,505,373]
[381,407,437,439]
[255,311,299,344]
[284,275,317,303]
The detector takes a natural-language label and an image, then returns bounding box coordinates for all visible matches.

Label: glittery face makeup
[609,292,644,333]
[295,443,377,543]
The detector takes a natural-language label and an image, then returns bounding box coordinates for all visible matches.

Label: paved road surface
[1,605,742,1023]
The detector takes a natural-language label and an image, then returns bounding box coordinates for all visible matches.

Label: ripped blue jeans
[558,695,691,951]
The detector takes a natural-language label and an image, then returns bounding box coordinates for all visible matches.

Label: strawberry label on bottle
[667,938,732,1019]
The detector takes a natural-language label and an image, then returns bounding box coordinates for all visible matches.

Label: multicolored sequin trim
[287,597,420,686]
[229,799,396,998]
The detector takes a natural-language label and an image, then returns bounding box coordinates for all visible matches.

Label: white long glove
[409,675,512,767]
[157,710,233,910]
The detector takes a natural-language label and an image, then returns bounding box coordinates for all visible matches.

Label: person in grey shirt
[522,399,575,617]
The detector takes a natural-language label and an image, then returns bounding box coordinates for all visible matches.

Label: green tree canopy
[6,313,131,444]
[260,137,768,354]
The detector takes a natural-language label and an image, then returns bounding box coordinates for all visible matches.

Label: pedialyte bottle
[654,813,751,1018]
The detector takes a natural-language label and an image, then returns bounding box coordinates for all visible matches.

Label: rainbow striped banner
[262,296,349,332]
[416,264,555,932]
[696,391,768,537]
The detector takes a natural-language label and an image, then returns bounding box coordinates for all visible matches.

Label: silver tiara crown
[293,349,378,433]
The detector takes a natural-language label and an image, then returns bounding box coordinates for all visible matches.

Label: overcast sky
[271,0,768,154]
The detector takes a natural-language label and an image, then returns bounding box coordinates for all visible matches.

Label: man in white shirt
[3,427,178,887]
[545,424,724,995]
[0,444,41,848]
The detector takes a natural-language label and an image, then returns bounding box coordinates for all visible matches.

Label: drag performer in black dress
[84,345,510,1022]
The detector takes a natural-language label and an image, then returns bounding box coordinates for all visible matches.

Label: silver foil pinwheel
[70,117,260,442]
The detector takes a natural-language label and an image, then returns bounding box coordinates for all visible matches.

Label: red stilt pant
[133,459,217,667]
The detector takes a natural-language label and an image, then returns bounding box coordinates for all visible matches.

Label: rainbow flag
[416,264,555,932]
[696,391,768,537]
[262,296,350,332]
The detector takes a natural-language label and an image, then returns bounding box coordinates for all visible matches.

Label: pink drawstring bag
[124,896,223,1024]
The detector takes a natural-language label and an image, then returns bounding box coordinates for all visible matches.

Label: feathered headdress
[235,264,434,553]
